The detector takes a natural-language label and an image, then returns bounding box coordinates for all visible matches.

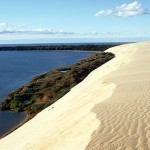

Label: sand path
[0,42,150,150]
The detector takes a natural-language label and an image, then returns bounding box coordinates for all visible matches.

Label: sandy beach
[0,42,150,150]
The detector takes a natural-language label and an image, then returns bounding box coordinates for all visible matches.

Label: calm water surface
[0,51,95,137]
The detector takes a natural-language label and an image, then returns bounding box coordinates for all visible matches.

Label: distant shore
[0,43,121,51]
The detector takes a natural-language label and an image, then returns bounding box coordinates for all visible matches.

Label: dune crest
[1,42,150,150]
[86,42,150,150]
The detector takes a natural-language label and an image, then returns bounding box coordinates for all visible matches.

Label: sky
[0,0,150,44]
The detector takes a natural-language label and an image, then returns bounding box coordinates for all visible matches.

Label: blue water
[0,50,95,137]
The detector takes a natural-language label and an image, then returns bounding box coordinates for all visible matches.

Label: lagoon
[0,50,95,137]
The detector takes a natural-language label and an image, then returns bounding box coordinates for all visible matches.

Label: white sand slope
[86,42,150,150]
[0,42,150,150]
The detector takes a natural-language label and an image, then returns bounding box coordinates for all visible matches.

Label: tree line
[0,44,120,51]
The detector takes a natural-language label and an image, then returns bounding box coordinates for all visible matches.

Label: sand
[0,42,150,150]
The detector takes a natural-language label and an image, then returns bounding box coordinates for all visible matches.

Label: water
[0,50,95,137]
[0,111,26,137]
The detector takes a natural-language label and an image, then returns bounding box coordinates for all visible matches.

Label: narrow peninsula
[1,51,115,121]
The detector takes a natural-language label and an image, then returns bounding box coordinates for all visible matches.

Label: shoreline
[0,43,121,52]
[2,42,150,150]
[0,42,139,150]
[0,55,117,149]
[0,50,97,138]
[0,51,114,139]
[0,50,96,139]
[0,112,28,139]
[0,49,99,53]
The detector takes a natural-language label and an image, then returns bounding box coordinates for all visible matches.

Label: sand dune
[86,42,150,150]
[0,42,150,150]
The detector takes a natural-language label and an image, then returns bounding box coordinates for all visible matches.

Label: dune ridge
[86,42,150,150]
[0,42,149,150]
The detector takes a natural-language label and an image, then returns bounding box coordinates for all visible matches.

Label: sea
[0,49,96,138]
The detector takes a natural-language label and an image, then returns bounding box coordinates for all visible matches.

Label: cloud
[0,22,98,36]
[0,23,27,33]
[95,1,149,17]
[95,10,113,16]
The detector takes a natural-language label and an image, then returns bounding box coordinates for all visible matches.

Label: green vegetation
[0,52,115,119]
[0,44,119,51]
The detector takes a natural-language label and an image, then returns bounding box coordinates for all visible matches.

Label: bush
[28,103,45,114]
